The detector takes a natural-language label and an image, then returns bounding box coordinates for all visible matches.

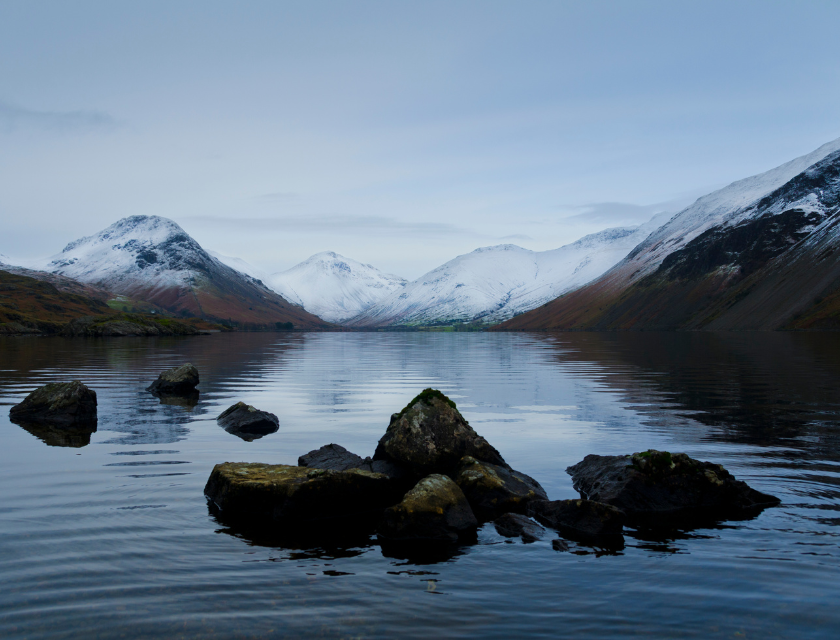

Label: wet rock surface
[493,512,545,543]
[9,381,97,428]
[217,402,279,441]
[372,389,507,478]
[204,462,399,522]
[455,455,548,520]
[567,450,781,519]
[378,474,478,543]
[203,390,779,557]
[299,444,365,471]
[147,363,200,395]
[528,499,626,547]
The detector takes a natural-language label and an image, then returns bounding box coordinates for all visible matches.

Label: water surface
[0,332,838,638]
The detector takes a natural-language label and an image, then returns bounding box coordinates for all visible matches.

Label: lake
[0,332,838,639]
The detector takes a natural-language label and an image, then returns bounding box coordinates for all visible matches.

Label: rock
[528,499,626,547]
[493,512,545,543]
[566,450,781,520]
[299,444,365,471]
[551,539,570,552]
[372,389,507,478]
[454,456,548,520]
[9,381,97,428]
[204,462,399,522]
[358,457,412,485]
[378,474,478,543]
[146,363,200,395]
[217,402,279,441]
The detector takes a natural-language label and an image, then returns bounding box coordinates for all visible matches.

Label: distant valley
[3,136,840,333]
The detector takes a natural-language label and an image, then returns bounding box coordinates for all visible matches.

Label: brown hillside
[0,270,116,333]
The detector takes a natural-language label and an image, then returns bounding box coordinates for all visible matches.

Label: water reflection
[13,420,97,447]
[152,390,200,410]
[1,332,839,639]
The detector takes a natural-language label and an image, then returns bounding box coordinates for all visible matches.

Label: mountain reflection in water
[0,332,838,639]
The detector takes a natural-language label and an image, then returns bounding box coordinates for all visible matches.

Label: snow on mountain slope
[499,142,840,332]
[267,252,407,323]
[208,251,273,286]
[621,136,840,280]
[347,216,666,327]
[37,215,329,327]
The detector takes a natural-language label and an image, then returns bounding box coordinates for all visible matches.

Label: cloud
[183,214,476,237]
[0,101,117,133]
[559,201,672,226]
[254,192,299,201]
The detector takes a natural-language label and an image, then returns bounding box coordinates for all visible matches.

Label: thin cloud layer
[0,101,117,133]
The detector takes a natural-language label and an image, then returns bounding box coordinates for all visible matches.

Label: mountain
[500,139,840,331]
[0,270,114,334]
[38,215,330,329]
[266,252,408,323]
[346,217,666,327]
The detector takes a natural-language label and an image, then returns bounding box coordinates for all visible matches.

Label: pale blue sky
[2,1,839,278]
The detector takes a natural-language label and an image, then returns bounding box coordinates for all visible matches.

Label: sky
[1,1,840,280]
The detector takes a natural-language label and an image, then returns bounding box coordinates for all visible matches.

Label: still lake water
[0,332,838,639]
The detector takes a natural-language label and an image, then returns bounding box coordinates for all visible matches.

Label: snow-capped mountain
[347,215,667,327]
[37,215,329,328]
[620,136,840,281]
[501,139,840,331]
[267,252,407,323]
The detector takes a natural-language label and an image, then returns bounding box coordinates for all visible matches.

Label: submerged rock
[299,444,365,471]
[204,462,399,522]
[378,474,478,543]
[493,512,545,543]
[217,402,279,441]
[454,456,548,520]
[567,450,781,519]
[147,363,200,395]
[528,499,626,547]
[9,381,97,428]
[372,389,506,478]
[551,539,570,552]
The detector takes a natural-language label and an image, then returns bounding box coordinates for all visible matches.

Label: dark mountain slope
[499,149,840,331]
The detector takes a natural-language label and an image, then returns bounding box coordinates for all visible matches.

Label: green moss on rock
[396,388,457,420]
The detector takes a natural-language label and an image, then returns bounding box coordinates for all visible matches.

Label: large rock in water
[298,443,412,487]
[204,463,399,522]
[378,474,478,543]
[528,499,626,547]
[146,363,199,395]
[9,381,97,428]
[217,402,279,441]
[493,512,545,543]
[454,456,548,520]
[372,389,506,478]
[298,443,365,471]
[567,450,781,519]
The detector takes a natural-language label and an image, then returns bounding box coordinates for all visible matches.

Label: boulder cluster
[204,388,781,552]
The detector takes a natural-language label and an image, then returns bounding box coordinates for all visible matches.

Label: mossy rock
[9,381,97,428]
[566,452,781,520]
[372,388,506,478]
[204,462,400,524]
[454,456,548,521]
[378,474,478,543]
[147,363,200,395]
